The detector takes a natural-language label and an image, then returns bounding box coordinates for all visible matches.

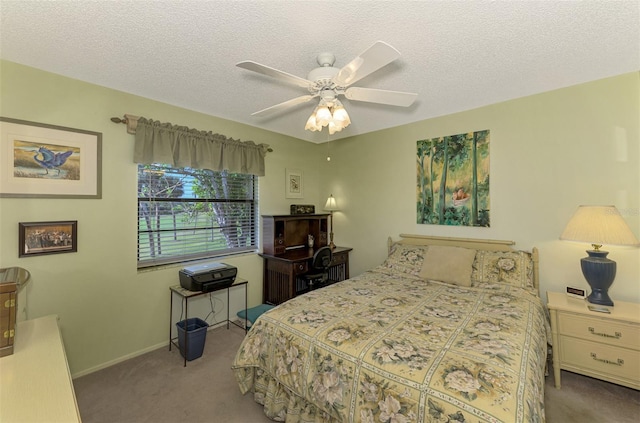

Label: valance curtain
[133,117,270,176]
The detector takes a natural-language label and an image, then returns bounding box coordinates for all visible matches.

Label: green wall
[0,60,326,376]
[323,71,639,306]
[1,60,638,377]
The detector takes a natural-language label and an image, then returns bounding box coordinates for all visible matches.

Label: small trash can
[176,318,208,361]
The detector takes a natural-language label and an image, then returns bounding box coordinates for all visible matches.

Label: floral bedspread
[232,266,549,423]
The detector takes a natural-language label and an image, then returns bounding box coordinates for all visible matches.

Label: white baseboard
[71,320,238,379]
[71,340,168,379]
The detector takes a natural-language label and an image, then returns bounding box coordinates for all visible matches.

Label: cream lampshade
[324,195,339,249]
[560,205,639,306]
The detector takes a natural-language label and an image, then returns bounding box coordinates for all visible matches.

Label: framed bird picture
[0,117,102,198]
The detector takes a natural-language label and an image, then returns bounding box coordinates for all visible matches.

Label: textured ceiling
[1,1,638,143]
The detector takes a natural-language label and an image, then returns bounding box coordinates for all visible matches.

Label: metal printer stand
[169,278,247,366]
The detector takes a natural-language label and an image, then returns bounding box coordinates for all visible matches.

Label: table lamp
[560,205,639,306]
[324,195,339,249]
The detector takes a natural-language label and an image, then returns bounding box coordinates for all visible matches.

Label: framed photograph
[285,168,303,199]
[19,221,78,257]
[290,204,315,215]
[0,117,102,198]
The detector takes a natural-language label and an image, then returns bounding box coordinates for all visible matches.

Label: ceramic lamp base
[581,250,616,307]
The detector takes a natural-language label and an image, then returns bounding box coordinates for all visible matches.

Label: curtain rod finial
[111,114,140,134]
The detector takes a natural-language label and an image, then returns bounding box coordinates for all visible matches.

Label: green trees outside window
[137,164,258,267]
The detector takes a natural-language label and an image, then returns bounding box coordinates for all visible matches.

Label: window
[137,164,258,268]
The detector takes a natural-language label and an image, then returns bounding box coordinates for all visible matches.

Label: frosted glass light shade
[315,106,332,127]
[305,113,320,131]
[332,105,350,126]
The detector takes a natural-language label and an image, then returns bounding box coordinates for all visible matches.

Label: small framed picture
[18,221,78,257]
[285,169,303,199]
[290,204,315,215]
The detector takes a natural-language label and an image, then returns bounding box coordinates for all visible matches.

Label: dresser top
[0,315,81,422]
[547,291,640,324]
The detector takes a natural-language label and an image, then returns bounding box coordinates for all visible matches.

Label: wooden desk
[259,246,352,305]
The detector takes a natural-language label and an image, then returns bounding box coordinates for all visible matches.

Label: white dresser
[547,291,640,390]
[0,315,81,422]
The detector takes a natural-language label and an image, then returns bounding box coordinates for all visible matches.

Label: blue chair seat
[237,304,275,327]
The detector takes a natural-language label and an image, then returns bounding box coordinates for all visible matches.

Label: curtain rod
[110,114,273,152]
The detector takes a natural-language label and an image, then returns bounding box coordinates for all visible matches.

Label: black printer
[178,262,237,292]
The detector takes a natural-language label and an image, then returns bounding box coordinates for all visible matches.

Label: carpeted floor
[74,324,640,423]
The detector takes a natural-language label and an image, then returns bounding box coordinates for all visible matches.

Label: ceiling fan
[236,41,418,134]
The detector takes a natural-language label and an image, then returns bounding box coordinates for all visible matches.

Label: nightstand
[546,291,640,389]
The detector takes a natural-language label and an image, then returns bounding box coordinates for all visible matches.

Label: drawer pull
[590,352,624,366]
[588,327,621,339]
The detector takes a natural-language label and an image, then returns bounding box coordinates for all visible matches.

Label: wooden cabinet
[0,282,17,357]
[547,291,640,390]
[262,214,329,255]
[0,267,31,357]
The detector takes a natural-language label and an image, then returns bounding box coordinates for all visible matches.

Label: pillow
[419,245,477,287]
[471,250,534,290]
[381,244,428,276]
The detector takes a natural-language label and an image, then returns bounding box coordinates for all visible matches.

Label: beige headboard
[388,234,540,291]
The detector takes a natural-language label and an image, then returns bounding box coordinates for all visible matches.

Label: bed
[232,235,550,422]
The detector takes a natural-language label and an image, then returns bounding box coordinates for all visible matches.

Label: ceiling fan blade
[251,95,316,117]
[237,61,311,89]
[344,87,417,107]
[332,41,401,87]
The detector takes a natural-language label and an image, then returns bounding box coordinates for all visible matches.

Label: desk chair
[303,246,333,291]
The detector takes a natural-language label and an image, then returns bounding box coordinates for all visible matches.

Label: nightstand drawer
[558,313,640,350]
[559,336,640,384]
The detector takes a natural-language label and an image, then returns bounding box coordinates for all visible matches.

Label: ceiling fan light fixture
[304,98,351,133]
[239,41,417,136]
